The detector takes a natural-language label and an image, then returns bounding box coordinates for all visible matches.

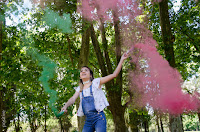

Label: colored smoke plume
[77,0,142,22]
[78,0,199,114]
[20,9,73,117]
[43,8,73,33]
[129,41,198,114]
[23,37,60,116]
[22,7,73,116]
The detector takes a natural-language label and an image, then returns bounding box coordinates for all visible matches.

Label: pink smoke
[130,41,199,114]
[78,0,200,114]
[77,0,142,22]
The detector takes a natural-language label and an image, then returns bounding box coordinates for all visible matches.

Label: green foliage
[171,0,199,79]
[183,114,200,131]
[147,0,200,80]
[1,1,79,130]
[2,0,199,131]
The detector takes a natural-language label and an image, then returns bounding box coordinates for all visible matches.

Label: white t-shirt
[82,87,91,97]
[75,78,109,116]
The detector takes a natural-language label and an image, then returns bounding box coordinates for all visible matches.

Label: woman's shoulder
[92,78,101,89]
[92,78,100,83]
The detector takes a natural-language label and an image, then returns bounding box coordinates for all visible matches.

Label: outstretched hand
[61,106,68,114]
[121,52,129,61]
[121,46,134,61]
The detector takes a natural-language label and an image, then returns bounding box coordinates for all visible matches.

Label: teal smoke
[22,9,72,117]
[24,38,59,116]
[20,8,73,117]
[43,8,73,33]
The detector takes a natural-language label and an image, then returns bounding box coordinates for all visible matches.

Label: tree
[76,19,90,131]
[158,0,184,131]
[0,4,4,131]
[0,17,21,132]
[90,20,128,131]
[145,0,199,131]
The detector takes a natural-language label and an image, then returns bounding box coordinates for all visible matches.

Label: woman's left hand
[121,52,129,61]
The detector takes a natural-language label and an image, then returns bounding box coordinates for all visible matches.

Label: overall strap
[82,89,84,97]
[82,84,93,97]
[89,84,93,96]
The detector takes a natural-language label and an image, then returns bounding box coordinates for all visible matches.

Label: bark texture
[159,0,184,131]
[76,20,90,131]
[0,6,4,132]
[90,20,128,131]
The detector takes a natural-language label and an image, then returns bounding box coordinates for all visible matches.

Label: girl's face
[80,67,91,80]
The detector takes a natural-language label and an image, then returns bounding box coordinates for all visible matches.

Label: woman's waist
[85,111,104,118]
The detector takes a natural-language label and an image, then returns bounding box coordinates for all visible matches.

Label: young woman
[61,53,129,132]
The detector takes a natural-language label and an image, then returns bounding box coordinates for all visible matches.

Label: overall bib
[82,85,107,132]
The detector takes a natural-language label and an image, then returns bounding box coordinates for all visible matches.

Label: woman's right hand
[61,106,68,113]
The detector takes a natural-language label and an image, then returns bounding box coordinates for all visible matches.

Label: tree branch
[90,24,108,76]
[66,34,74,68]
[99,21,114,86]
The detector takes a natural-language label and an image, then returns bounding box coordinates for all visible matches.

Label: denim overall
[82,85,107,132]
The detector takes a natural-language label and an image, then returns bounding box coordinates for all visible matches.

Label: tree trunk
[198,112,200,130]
[78,22,90,68]
[66,35,74,67]
[90,24,107,76]
[158,0,183,131]
[143,120,149,132]
[160,115,164,132]
[111,104,127,132]
[44,105,47,132]
[159,0,175,67]
[1,85,17,132]
[112,12,128,132]
[28,107,39,132]
[59,118,64,132]
[1,4,17,132]
[99,21,113,76]
[15,113,21,132]
[156,115,161,132]
[169,115,184,132]
[14,113,21,132]
[131,127,139,132]
[0,7,2,62]
[0,5,3,132]
[30,118,37,132]
[90,20,128,131]
[76,20,90,131]
[127,110,140,132]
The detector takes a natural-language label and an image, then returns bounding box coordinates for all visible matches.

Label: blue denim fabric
[82,85,107,132]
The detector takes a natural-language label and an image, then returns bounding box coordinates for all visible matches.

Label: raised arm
[61,91,80,113]
[99,52,129,86]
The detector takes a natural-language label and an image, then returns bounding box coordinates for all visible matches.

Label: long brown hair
[79,66,94,92]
